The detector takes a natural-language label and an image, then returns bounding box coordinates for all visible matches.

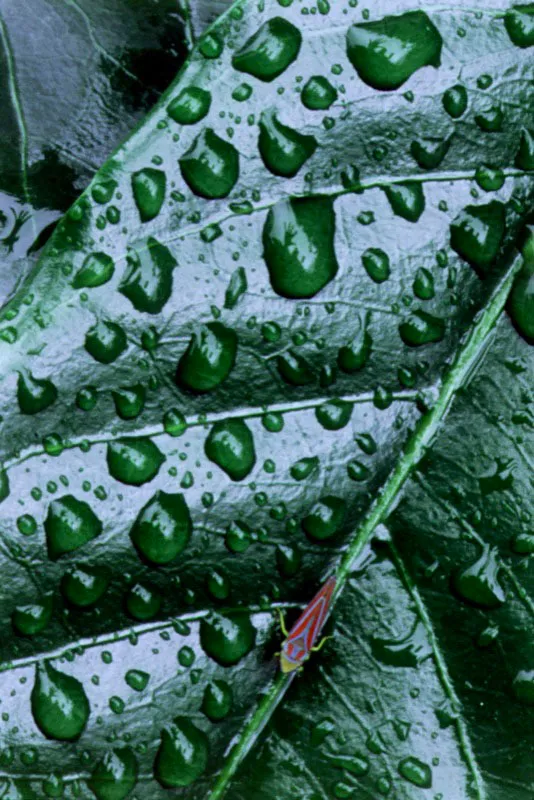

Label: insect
[278,576,336,674]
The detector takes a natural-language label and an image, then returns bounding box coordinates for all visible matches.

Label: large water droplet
[346,11,442,90]
[508,233,534,343]
[315,399,353,430]
[263,197,337,298]
[399,310,445,347]
[232,17,301,82]
[61,564,109,607]
[119,238,176,314]
[410,137,450,169]
[302,496,346,541]
[12,594,53,636]
[17,371,57,415]
[258,110,316,177]
[154,717,209,788]
[45,495,102,559]
[88,748,138,800]
[277,349,314,384]
[450,201,505,274]
[384,182,425,222]
[505,5,534,47]
[205,419,256,481]
[31,662,89,741]
[179,129,239,199]
[73,252,115,289]
[130,491,191,564]
[515,127,534,170]
[453,544,506,608]
[398,756,432,788]
[200,613,256,665]
[176,322,237,392]
[85,321,127,364]
[338,316,372,370]
[107,437,165,485]
[131,168,166,222]
[371,620,431,667]
[167,87,211,125]
[202,680,233,721]
[301,76,337,109]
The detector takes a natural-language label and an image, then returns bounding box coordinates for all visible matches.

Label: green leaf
[0,1,532,799]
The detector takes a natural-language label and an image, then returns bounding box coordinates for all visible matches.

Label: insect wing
[286,576,336,654]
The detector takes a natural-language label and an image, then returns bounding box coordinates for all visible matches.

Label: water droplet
[508,234,534,342]
[398,756,432,788]
[475,105,503,132]
[311,718,335,746]
[126,582,161,620]
[258,110,316,177]
[164,408,187,437]
[383,182,425,222]
[338,316,372,370]
[302,496,346,541]
[413,268,435,299]
[107,437,165,486]
[315,399,352,430]
[125,669,150,692]
[224,266,248,309]
[73,252,115,289]
[0,470,9,503]
[178,646,195,668]
[199,31,223,59]
[76,386,98,411]
[346,11,442,90]
[347,460,369,482]
[371,620,431,667]
[505,5,534,47]
[12,595,53,636]
[61,564,109,607]
[328,754,369,777]
[91,178,117,204]
[276,544,302,576]
[476,623,499,648]
[450,201,505,274]
[206,568,230,601]
[475,165,505,192]
[277,349,314,385]
[44,495,102,559]
[515,127,534,170]
[205,419,256,481]
[263,196,338,298]
[232,17,301,82]
[200,613,256,665]
[154,717,209,787]
[17,371,57,415]
[176,322,237,392]
[88,748,138,800]
[512,669,534,704]
[511,532,534,554]
[112,384,146,420]
[17,514,37,536]
[179,129,239,199]
[202,680,232,720]
[119,238,176,314]
[31,662,89,741]
[373,385,392,409]
[263,411,284,432]
[361,248,390,283]
[130,491,191,565]
[43,773,63,797]
[399,310,445,346]
[131,168,166,222]
[167,87,211,125]
[290,456,319,481]
[232,82,253,101]
[301,76,337,109]
[85,321,126,364]
[355,433,377,454]
[226,520,253,552]
[410,137,450,169]
[453,544,505,608]
[442,84,467,117]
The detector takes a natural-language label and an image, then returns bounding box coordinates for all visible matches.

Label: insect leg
[310,635,332,653]
[277,608,289,638]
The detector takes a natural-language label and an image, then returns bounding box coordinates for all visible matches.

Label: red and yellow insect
[278,576,336,673]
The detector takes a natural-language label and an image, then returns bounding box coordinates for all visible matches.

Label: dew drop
[31,662,90,741]
[44,495,102,559]
[85,321,127,364]
[91,178,117,204]
[176,322,237,392]
[450,201,506,274]
[398,756,432,788]
[119,238,177,314]
[383,182,425,222]
[154,717,209,787]
[258,110,316,177]
[205,419,256,481]
[475,165,505,192]
[112,385,146,420]
[442,84,468,118]
[399,310,444,347]
[413,268,435,300]
[164,408,187,436]
[225,266,248,309]
[277,349,314,385]
[206,569,230,601]
[346,11,442,90]
[301,76,337,110]
[88,748,138,800]
[475,105,503,132]
[347,460,369,482]
[302,496,346,541]
[107,437,165,486]
[328,754,369,777]
[338,316,372,370]
[73,252,115,289]
[226,520,253,552]
[61,564,109,607]
[315,399,353,430]
[511,532,534,554]
[125,669,150,692]
[453,544,505,608]
[126,582,161,620]
[276,544,302,576]
[263,196,338,298]
[361,248,390,283]
[410,137,450,169]
[200,613,256,665]
[130,491,191,565]
[76,386,98,411]
[17,371,57,415]
[167,87,211,125]
[504,5,534,47]
[179,129,239,199]
[131,168,166,222]
[12,595,53,636]
[232,17,301,82]
[290,456,319,481]
[515,127,534,170]
[202,680,233,721]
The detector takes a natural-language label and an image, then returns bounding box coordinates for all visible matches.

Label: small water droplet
[12,594,53,636]
[45,495,102,559]
[315,398,353,430]
[205,419,256,481]
[226,520,253,552]
[290,456,319,481]
[384,182,425,222]
[31,662,90,741]
[398,756,432,788]
[361,248,390,283]
[338,315,372,370]
[301,76,337,109]
[126,582,161,620]
[232,17,301,82]
[131,168,166,222]
[112,384,146,420]
[277,349,314,384]
[475,105,503,132]
[413,268,435,299]
[410,137,450,169]
[347,460,369,482]
[179,129,239,199]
